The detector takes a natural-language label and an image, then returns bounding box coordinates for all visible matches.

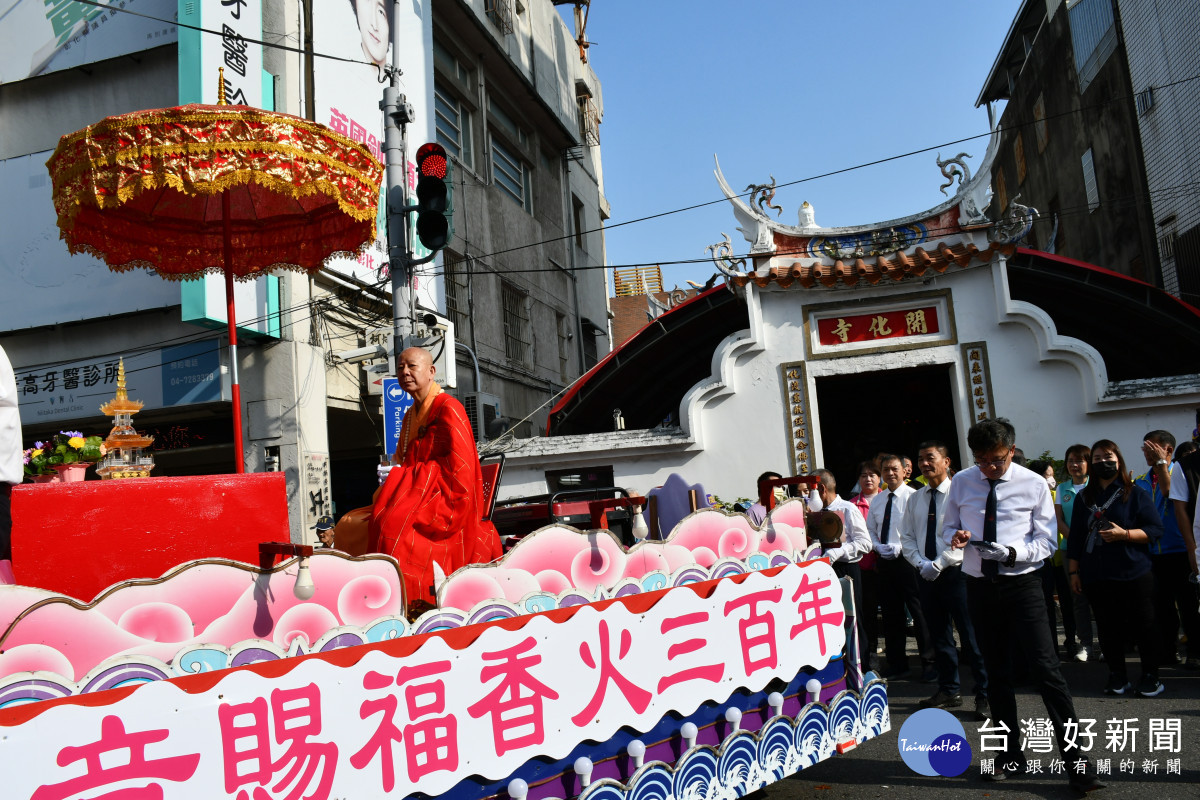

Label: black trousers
[920,565,987,697]
[1085,571,1159,681]
[967,571,1087,766]
[876,555,931,671]
[1151,552,1200,662]
[833,560,869,667]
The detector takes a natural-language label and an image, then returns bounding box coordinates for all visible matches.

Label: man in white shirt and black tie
[947,418,1103,793]
[902,440,988,720]
[867,454,931,680]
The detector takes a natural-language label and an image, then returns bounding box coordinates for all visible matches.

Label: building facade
[976,0,1159,287]
[0,0,609,536]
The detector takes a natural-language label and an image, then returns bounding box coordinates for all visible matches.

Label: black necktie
[880,492,895,545]
[983,478,999,577]
[924,490,938,560]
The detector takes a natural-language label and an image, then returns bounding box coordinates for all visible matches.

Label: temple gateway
[498,135,1200,501]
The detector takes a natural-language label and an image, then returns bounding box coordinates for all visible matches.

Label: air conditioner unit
[462,391,502,442]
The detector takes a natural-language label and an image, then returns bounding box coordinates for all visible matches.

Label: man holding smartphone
[945,418,1103,794]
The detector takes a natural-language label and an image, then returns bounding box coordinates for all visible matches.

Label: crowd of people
[758,417,1200,794]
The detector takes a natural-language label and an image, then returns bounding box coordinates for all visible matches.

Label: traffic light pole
[382,82,413,356]
[383,0,441,361]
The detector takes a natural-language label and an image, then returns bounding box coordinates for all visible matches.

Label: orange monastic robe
[369,392,501,606]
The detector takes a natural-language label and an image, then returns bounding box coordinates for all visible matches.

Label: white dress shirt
[942,463,1057,578]
[900,478,962,571]
[824,495,872,563]
[0,345,22,487]
[866,483,915,560]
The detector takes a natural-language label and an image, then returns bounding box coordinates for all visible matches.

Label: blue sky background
[566,1,1024,291]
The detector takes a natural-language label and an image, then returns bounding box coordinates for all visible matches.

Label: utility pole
[382,0,413,358]
[381,0,440,363]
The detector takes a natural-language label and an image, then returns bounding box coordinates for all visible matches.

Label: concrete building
[978,0,1200,308]
[976,0,1159,287]
[0,0,609,536]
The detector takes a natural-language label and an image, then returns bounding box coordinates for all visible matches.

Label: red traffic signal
[416,142,448,180]
[414,142,452,252]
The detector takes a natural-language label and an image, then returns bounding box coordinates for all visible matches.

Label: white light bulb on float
[767,691,784,717]
[680,722,698,751]
[293,556,316,600]
[507,778,528,800]
[631,505,650,541]
[573,757,593,788]
[627,739,646,769]
[806,678,823,704]
[724,706,742,732]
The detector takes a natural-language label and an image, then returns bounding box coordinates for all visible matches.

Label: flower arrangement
[23,431,105,477]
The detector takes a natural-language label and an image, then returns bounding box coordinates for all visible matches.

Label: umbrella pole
[223,193,245,474]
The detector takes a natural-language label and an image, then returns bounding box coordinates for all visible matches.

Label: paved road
[766,659,1200,799]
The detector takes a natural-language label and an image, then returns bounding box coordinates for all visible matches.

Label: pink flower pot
[52,464,90,483]
[29,474,61,484]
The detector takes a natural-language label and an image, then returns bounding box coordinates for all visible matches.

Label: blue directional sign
[382,378,415,456]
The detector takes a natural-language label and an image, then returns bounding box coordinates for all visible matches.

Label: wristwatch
[1156,459,1169,466]
[1005,546,1017,567]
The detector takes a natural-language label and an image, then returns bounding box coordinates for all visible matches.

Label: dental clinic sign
[14,340,226,423]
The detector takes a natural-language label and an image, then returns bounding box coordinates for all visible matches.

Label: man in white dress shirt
[946,418,1102,793]
[813,468,873,668]
[902,440,988,719]
[867,454,930,680]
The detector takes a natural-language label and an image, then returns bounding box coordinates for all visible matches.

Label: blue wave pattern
[0,554,802,705]
[576,680,890,800]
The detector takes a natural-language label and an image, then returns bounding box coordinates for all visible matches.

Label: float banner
[0,562,845,800]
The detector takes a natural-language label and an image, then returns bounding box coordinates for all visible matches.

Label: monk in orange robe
[369,347,501,608]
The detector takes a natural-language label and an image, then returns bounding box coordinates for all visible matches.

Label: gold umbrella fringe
[50,138,380,198]
[67,236,380,282]
[52,105,382,172]
[51,144,380,232]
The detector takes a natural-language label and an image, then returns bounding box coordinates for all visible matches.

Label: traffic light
[414,142,453,252]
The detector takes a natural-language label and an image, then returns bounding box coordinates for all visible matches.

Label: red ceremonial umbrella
[45,79,383,473]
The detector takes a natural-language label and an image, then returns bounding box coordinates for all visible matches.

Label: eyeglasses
[973,450,1012,469]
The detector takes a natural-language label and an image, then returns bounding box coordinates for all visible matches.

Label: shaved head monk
[369,347,501,609]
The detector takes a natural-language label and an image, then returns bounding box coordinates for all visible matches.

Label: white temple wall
[498,259,1198,505]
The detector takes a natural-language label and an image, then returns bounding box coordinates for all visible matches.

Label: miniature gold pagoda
[96,359,155,479]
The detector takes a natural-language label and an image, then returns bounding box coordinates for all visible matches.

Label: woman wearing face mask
[1067,440,1164,697]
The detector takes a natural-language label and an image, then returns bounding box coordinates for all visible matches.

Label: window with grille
[501,281,532,365]
[443,252,470,339]
[434,85,472,168]
[491,136,531,211]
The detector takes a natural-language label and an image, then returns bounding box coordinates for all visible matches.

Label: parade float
[0,471,888,800]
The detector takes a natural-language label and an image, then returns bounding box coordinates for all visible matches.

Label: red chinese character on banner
[218,683,338,800]
[467,636,560,756]
[329,108,349,137]
[788,573,845,656]
[724,588,783,675]
[572,619,653,726]
[657,612,724,693]
[406,161,417,191]
[349,120,367,145]
[367,134,381,160]
[32,715,200,800]
[351,661,459,790]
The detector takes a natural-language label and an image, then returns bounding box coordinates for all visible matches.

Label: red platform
[10,473,289,602]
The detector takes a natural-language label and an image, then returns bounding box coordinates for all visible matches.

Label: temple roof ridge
[713,126,999,247]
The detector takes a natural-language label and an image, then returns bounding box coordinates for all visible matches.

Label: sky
[565,0,1024,292]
